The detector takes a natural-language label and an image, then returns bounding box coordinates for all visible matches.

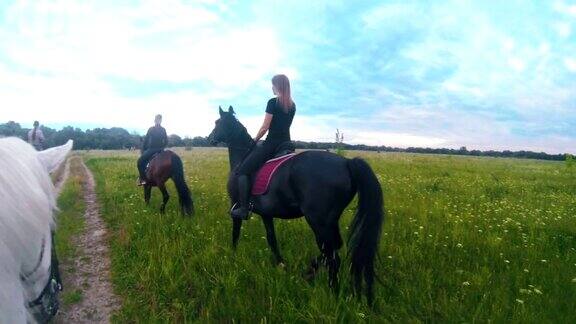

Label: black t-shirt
[144,125,168,150]
[265,98,296,142]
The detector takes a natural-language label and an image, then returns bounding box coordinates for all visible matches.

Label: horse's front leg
[232,217,243,249]
[158,184,169,214]
[262,216,284,265]
[144,185,152,205]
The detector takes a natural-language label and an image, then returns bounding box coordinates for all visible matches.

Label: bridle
[20,233,62,322]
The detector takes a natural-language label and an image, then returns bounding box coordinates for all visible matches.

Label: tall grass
[86,149,576,322]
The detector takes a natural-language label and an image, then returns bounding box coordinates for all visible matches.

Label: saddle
[144,151,163,173]
[251,143,297,195]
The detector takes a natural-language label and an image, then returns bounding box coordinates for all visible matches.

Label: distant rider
[137,114,168,185]
[27,120,45,151]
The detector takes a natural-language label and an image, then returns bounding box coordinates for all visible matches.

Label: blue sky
[0,0,575,153]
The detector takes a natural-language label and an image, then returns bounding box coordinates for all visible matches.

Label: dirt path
[56,157,120,323]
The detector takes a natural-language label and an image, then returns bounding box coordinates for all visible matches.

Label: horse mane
[233,117,249,136]
[228,115,254,147]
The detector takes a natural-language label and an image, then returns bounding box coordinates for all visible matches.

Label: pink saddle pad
[252,153,297,195]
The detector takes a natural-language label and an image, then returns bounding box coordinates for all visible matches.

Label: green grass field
[83,148,576,322]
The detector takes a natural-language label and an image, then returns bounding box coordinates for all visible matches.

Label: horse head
[0,138,73,323]
[208,105,238,146]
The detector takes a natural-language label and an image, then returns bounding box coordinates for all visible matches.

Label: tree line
[0,121,570,161]
[0,121,211,150]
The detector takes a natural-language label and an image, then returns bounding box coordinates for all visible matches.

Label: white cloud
[553,1,576,17]
[564,57,576,72]
[0,0,293,137]
[508,57,526,72]
[362,3,418,30]
[366,0,574,126]
[0,67,217,137]
[502,37,516,51]
[442,82,484,97]
[3,0,284,86]
[553,22,572,38]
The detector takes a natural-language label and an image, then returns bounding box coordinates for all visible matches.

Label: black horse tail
[171,154,194,216]
[347,158,384,304]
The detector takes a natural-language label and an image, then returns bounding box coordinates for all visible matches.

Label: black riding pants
[137,148,163,179]
[237,140,281,176]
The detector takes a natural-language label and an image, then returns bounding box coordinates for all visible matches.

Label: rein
[228,142,256,161]
[20,233,62,319]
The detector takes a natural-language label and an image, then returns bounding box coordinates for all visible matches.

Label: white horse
[0,137,73,323]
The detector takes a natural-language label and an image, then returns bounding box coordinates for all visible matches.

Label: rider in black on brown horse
[138,114,168,186]
[137,114,193,216]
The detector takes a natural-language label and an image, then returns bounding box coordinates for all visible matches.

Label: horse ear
[37,140,73,173]
[219,106,224,116]
[228,106,235,114]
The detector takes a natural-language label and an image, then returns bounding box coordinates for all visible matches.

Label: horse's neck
[228,124,254,171]
[228,147,247,170]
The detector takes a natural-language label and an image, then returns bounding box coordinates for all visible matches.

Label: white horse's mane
[0,137,72,323]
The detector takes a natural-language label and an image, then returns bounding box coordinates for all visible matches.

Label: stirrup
[230,202,238,213]
[230,202,254,213]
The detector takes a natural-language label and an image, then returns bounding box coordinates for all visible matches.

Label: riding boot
[137,160,147,186]
[231,174,250,220]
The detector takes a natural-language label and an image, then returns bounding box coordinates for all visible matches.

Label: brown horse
[143,150,194,216]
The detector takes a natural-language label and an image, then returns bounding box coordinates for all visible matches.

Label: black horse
[208,106,384,303]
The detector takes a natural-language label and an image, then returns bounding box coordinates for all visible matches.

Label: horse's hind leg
[144,185,152,205]
[327,242,342,292]
[158,184,169,214]
[304,254,325,282]
[262,216,283,265]
[307,220,343,292]
[323,225,343,291]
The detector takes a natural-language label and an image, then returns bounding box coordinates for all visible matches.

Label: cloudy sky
[0,0,575,153]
